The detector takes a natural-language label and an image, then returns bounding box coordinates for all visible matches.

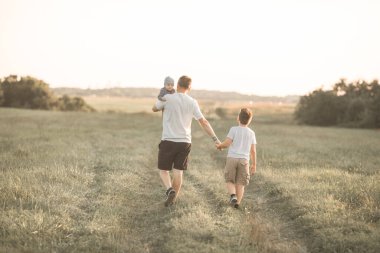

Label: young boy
[157,76,175,101]
[216,108,257,208]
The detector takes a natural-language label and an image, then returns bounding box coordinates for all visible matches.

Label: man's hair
[239,108,253,125]
[178,76,192,89]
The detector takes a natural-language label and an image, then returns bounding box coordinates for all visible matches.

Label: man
[152,75,220,206]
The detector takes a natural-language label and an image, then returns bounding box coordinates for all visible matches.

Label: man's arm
[152,100,165,112]
[152,105,161,112]
[250,144,257,175]
[197,118,220,144]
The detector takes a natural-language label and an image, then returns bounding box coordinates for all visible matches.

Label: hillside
[52,87,299,103]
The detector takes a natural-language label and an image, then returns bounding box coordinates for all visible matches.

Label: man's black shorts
[158,140,191,170]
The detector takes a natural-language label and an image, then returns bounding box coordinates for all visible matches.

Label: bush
[215,107,228,119]
[56,95,95,112]
[0,76,55,109]
[0,75,95,112]
[345,98,364,121]
[295,89,343,126]
[295,79,380,128]
[0,89,4,106]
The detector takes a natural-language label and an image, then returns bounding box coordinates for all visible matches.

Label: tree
[0,75,95,112]
[0,89,4,106]
[295,89,344,126]
[295,79,380,128]
[0,75,55,109]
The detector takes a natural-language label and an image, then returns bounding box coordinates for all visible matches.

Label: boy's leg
[226,182,236,195]
[235,159,249,206]
[236,184,245,204]
[225,158,237,195]
[225,158,239,206]
[227,183,238,207]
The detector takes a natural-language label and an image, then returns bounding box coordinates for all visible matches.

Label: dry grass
[81,96,295,123]
[247,123,380,253]
[1,103,379,253]
[0,108,260,253]
[82,96,157,113]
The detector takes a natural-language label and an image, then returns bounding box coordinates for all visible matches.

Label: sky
[1,0,379,96]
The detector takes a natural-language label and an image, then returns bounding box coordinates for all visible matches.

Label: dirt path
[73,121,310,253]
[117,149,176,253]
[243,176,309,253]
[187,127,309,253]
[120,151,307,252]
[67,115,310,253]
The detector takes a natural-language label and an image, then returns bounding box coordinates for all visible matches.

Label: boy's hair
[239,108,253,125]
[178,76,192,89]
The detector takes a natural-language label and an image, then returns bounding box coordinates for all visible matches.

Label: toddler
[158,76,175,101]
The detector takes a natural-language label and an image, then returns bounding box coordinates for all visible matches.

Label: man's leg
[236,184,245,204]
[160,170,176,206]
[172,169,183,201]
[171,142,190,202]
[159,170,172,189]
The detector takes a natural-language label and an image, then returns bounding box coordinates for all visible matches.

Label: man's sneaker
[234,203,239,209]
[164,187,176,207]
[229,195,238,207]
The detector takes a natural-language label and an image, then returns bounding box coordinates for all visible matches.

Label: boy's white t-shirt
[155,93,204,143]
[227,126,257,160]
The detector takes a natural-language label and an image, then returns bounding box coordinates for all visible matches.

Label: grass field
[1,100,379,253]
[81,96,157,114]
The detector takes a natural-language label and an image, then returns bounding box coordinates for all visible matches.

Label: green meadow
[1,100,379,253]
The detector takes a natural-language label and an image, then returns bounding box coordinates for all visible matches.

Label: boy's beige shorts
[224,157,250,186]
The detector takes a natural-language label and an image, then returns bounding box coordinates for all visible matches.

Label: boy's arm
[197,118,221,144]
[250,144,257,175]
[216,138,232,150]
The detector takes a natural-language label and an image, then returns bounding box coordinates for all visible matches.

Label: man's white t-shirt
[227,126,257,160]
[155,93,204,143]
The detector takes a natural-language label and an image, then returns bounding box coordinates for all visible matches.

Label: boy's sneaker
[164,187,176,207]
[234,203,239,209]
[229,195,238,207]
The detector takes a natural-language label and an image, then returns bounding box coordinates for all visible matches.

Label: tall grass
[1,106,379,253]
[210,117,380,253]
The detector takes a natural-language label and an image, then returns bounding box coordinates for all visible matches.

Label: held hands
[212,136,223,150]
[212,136,222,150]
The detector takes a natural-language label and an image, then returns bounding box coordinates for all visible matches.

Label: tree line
[0,75,94,112]
[295,79,380,128]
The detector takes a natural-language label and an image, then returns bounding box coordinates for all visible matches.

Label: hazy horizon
[1,0,379,96]
[52,84,302,98]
